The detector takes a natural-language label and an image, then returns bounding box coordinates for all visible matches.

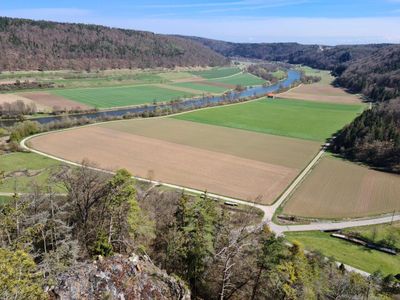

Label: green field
[173,98,364,141]
[52,85,195,108]
[343,222,400,249]
[189,67,241,79]
[172,82,228,93]
[286,231,400,275]
[0,152,62,193]
[272,70,287,80]
[298,66,333,84]
[208,73,265,86]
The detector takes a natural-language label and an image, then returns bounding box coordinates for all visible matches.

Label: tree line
[331,100,400,173]
[0,17,227,71]
[0,162,398,298]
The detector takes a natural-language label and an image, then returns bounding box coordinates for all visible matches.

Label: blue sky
[2,0,400,44]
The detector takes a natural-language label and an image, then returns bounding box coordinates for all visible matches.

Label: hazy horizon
[2,0,400,45]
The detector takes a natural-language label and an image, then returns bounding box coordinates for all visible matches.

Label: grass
[285,231,400,275]
[297,66,333,84]
[52,85,195,108]
[0,152,62,193]
[189,67,241,79]
[208,73,265,86]
[272,70,287,80]
[172,82,228,94]
[342,222,400,249]
[173,98,364,141]
[0,195,11,205]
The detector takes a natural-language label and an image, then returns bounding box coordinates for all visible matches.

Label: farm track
[21,133,400,276]
[20,118,400,235]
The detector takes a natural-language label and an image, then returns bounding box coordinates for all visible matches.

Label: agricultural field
[1,67,269,110]
[51,85,196,108]
[282,155,400,218]
[207,72,265,86]
[0,152,63,193]
[173,98,364,141]
[280,66,362,104]
[285,231,400,275]
[0,93,49,112]
[28,117,321,204]
[189,67,241,79]
[20,92,91,111]
[172,82,228,94]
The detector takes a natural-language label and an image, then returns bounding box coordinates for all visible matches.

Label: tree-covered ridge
[183,35,388,70]
[331,100,400,173]
[0,17,228,71]
[335,45,400,102]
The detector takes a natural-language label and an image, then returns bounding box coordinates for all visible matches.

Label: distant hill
[0,17,228,71]
[334,45,400,101]
[182,36,389,73]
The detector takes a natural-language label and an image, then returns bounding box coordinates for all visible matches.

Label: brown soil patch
[279,83,362,104]
[196,81,236,89]
[0,94,49,111]
[30,126,299,204]
[20,92,91,111]
[100,118,320,169]
[283,156,400,218]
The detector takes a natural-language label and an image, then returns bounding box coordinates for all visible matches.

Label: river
[1,70,300,127]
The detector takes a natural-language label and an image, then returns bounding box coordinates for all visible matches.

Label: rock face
[50,254,190,300]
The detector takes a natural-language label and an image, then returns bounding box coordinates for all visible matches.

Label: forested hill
[0,17,228,71]
[182,35,388,72]
[334,45,400,102]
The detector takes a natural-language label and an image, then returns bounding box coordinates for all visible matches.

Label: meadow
[282,156,400,218]
[51,85,195,108]
[207,72,265,86]
[172,82,228,94]
[189,67,241,79]
[173,98,364,141]
[342,222,400,249]
[0,152,62,193]
[285,231,400,275]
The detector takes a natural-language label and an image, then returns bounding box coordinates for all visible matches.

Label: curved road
[19,128,400,277]
[20,129,400,235]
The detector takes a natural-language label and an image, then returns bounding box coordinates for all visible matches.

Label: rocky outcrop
[49,254,190,300]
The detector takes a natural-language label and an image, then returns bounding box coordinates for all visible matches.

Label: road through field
[21,127,399,236]
[20,112,400,277]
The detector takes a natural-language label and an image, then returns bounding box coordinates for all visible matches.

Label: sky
[1,0,400,45]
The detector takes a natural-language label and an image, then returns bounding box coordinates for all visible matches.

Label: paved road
[20,119,400,277]
[21,133,399,235]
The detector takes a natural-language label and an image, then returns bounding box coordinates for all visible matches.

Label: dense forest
[331,100,400,173]
[334,45,400,101]
[183,36,388,71]
[1,162,398,299]
[0,17,227,71]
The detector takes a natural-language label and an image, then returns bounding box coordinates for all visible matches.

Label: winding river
[1,70,300,127]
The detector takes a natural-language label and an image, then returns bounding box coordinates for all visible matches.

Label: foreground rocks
[49,254,190,300]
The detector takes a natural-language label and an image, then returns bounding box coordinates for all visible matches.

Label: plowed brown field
[29,116,322,204]
[282,156,400,218]
[279,83,362,104]
[21,92,91,110]
[30,126,301,204]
